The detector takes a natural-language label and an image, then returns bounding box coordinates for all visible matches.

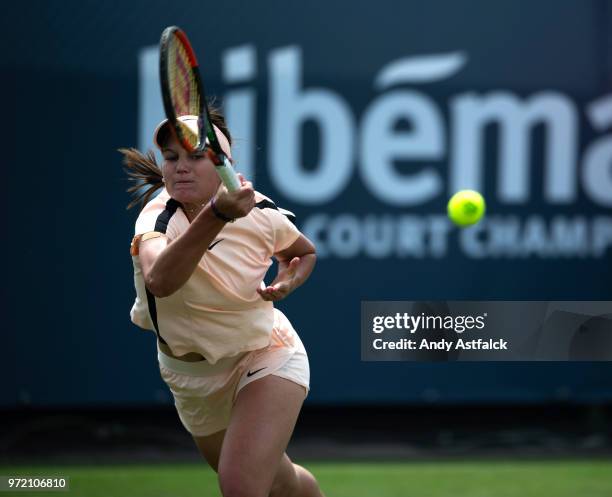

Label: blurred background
[3,0,612,495]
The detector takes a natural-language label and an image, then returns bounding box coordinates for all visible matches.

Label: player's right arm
[138,207,223,298]
[140,181,255,297]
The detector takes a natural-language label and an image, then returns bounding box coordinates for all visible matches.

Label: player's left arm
[257,234,316,302]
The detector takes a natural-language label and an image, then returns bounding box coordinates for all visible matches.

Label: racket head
[159,26,206,152]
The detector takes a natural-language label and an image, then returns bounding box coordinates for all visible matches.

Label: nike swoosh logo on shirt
[208,238,225,250]
[246,367,267,377]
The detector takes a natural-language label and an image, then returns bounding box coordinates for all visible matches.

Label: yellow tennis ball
[447,190,486,227]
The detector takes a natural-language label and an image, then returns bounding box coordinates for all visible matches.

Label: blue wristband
[210,198,234,223]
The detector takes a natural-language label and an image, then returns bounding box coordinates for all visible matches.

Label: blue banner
[4,0,612,406]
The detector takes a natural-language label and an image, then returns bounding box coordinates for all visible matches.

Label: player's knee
[218,467,265,497]
[293,464,322,496]
[269,463,301,497]
[218,476,250,497]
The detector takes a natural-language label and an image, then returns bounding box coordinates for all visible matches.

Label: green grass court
[3,459,612,497]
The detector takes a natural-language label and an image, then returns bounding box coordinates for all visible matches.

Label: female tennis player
[121,110,324,497]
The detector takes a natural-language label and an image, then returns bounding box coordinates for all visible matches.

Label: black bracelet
[210,198,234,223]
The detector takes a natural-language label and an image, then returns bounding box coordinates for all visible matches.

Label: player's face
[161,129,230,206]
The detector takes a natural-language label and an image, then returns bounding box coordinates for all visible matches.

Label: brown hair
[120,104,232,211]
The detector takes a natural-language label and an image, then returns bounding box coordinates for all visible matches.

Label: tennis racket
[159,26,241,191]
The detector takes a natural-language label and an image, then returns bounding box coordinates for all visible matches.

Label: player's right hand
[214,174,255,219]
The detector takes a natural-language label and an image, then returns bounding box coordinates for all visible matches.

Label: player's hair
[120,104,232,211]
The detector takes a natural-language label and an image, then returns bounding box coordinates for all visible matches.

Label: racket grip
[215,156,241,192]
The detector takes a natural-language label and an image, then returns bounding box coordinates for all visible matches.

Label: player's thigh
[217,375,306,497]
[193,429,226,472]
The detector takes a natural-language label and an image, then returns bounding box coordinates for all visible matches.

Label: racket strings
[167,36,201,148]
[168,40,189,114]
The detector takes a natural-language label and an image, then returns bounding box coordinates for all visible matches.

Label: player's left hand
[257,257,301,301]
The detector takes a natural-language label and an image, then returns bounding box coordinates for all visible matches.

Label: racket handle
[215,155,241,192]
